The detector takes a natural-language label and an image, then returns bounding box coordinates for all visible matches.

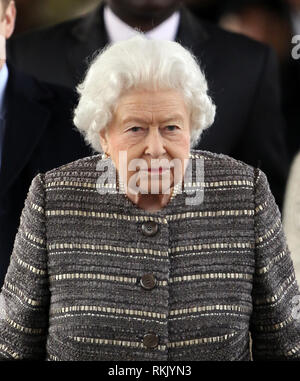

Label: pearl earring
[102,152,110,160]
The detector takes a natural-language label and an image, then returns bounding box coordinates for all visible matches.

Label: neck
[107,4,180,32]
[127,191,173,211]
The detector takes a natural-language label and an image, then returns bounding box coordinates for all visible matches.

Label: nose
[144,128,166,158]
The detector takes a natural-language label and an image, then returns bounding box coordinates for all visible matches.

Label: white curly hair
[73,35,216,153]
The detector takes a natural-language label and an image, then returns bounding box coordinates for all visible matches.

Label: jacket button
[143,333,159,349]
[140,274,157,290]
[141,221,158,237]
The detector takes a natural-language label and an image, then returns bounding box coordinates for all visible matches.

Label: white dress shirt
[103,5,180,43]
[0,63,9,171]
[0,63,8,117]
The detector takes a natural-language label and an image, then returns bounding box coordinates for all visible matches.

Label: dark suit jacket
[7,6,289,209]
[281,58,300,163]
[0,65,92,288]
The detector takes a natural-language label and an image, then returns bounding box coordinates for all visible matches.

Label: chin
[150,181,174,196]
[126,0,180,17]
[127,171,174,196]
[130,0,178,8]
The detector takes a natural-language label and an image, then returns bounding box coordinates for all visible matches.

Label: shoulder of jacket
[44,154,101,178]
[11,13,85,43]
[202,19,270,55]
[191,149,255,178]
[13,68,75,103]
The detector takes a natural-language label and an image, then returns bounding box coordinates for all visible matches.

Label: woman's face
[99,87,191,197]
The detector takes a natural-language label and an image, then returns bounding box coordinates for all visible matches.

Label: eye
[129,126,143,133]
[165,125,178,132]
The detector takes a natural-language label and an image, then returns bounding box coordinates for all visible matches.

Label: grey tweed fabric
[0,149,300,361]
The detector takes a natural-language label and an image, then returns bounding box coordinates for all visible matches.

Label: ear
[4,1,16,39]
[99,127,109,154]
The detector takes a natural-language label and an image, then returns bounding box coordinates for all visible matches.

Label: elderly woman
[0,36,299,361]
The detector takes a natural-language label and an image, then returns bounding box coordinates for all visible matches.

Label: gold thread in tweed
[52,305,167,319]
[47,243,168,257]
[30,202,44,214]
[46,209,168,224]
[170,242,254,253]
[0,344,20,359]
[169,304,250,316]
[169,273,253,283]
[3,282,43,307]
[254,275,296,305]
[71,336,166,351]
[24,231,45,246]
[256,250,287,275]
[6,317,44,335]
[49,272,168,286]
[286,344,300,356]
[16,256,46,276]
[255,218,282,244]
[257,316,294,332]
[167,332,237,348]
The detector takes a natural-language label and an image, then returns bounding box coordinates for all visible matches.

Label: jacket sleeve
[0,174,49,360]
[250,168,300,360]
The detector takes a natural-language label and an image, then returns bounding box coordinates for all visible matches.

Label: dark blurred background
[13,0,100,35]
[12,0,226,35]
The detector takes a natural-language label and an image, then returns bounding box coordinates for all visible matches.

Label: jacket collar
[0,64,51,197]
[95,149,205,216]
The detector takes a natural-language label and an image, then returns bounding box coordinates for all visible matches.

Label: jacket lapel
[0,66,51,198]
[66,4,109,86]
[176,6,210,50]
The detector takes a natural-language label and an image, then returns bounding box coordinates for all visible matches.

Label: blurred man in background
[219,0,300,163]
[217,0,300,281]
[6,0,290,212]
[0,0,92,288]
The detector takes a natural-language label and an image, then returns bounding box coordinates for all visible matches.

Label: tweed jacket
[0,149,299,361]
[283,151,300,284]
